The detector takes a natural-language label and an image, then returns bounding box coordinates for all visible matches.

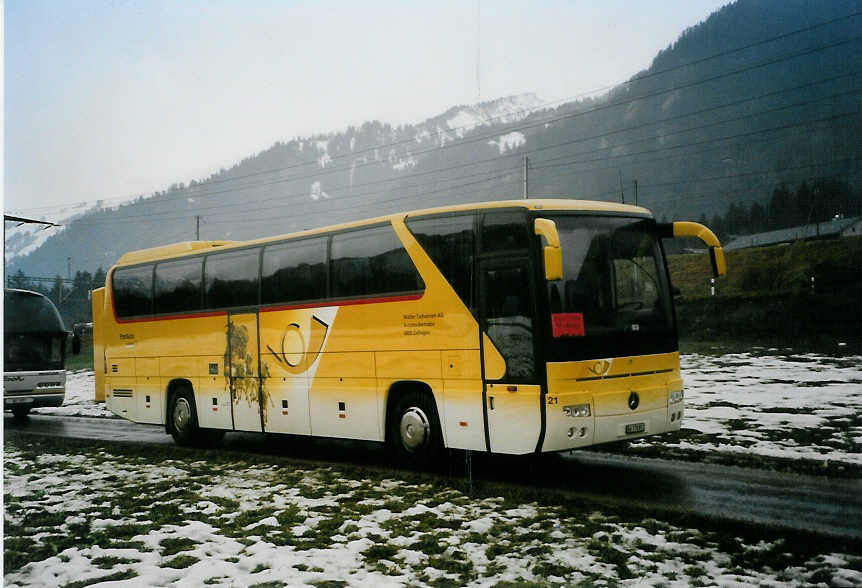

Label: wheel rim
[399,406,430,452]
[173,397,192,433]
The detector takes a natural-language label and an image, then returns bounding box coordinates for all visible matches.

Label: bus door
[227,311,263,432]
[479,258,543,454]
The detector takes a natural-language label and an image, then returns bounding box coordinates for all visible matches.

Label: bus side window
[406,214,475,312]
[261,237,327,305]
[330,226,423,299]
[204,248,260,309]
[113,265,154,318]
[155,258,202,315]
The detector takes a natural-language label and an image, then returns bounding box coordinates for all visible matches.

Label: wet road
[6,414,862,541]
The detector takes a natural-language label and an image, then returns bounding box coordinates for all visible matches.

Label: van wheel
[388,390,442,465]
[168,386,200,446]
[12,406,31,419]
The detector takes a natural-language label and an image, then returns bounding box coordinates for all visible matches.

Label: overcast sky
[4,0,729,214]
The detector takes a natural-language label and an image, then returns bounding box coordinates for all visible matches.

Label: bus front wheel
[388,390,442,465]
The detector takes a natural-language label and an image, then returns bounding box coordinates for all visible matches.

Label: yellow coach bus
[92,199,725,459]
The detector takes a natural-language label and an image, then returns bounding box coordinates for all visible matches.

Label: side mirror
[659,221,727,278]
[534,218,563,281]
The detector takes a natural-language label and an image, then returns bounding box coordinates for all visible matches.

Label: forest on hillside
[694,178,860,239]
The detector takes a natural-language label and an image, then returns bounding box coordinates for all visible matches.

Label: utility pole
[633,179,638,206]
[523,156,529,200]
[618,171,625,204]
[196,215,200,240]
[67,257,71,281]
[476,0,481,102]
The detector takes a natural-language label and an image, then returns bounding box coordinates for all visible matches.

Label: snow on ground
[32,371,113,418]
[5,439,861,587]
[629,353,862,466]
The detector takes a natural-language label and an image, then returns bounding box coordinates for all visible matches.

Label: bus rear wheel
[388,390,442,465]
[169,386,201,446]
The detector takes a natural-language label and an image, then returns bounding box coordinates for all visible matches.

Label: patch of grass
[362,542,399,562]
[523,544,552,557]
[161,554,200,569]
[20,509,73,529]
[532,560,574,579]
[587,537,635,579]
[221,507,279,538]
[276,505,303,526]
[145,502,186,525]
[91,556,140,569]
[382,499,406,513]
[251,563,270,573]
[61,570,137,588]
[159,536,199,556]
[485,542,512,560]
[314,514,347,538]
[484,560,507,577]
[684,565,708,578]
[3,536,38,573]
[408,511,460,532]
[411,533,448,556]
[428,550,474,579]
[297,484,329,499]
[492,580,546,588]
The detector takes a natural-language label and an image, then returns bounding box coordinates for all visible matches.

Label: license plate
[6,397,29,404]
[625,422,646,435]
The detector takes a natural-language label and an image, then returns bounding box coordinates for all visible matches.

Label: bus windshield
[545,216,676,361]
[4,290,67,372]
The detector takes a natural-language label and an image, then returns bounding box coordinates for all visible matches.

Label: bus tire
[11,406,31,419]
[388,390,442,465]
[168,386,201,446]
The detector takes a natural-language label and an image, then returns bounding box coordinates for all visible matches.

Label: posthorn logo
[628,392,640,411]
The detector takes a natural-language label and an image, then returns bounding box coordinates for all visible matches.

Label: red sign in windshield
[552,313,585,337]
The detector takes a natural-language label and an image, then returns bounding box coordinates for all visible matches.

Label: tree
[7,269,30,290]
[749,202,767,234]
[793,181,814,226]
[49,275,64,309]
[93,267,107,289]
[768,184,792,230]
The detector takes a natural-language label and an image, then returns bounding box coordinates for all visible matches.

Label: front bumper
[4,390,66,409]
[5,370,67,410]
[543,402,684,452]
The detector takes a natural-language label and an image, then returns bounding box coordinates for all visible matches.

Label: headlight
[669,390,684,404]
[563,403,591,418]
